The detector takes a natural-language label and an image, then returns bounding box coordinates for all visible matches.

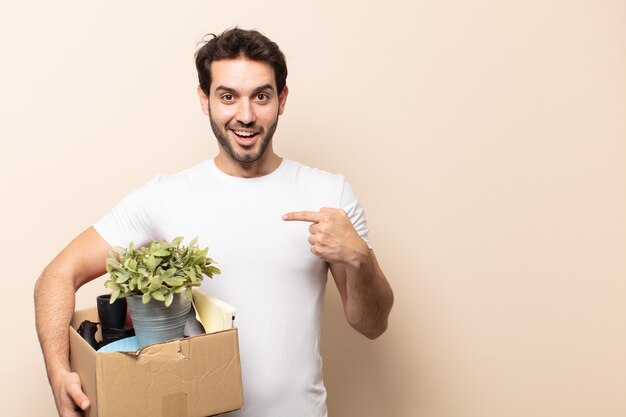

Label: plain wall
[1,1,625,416]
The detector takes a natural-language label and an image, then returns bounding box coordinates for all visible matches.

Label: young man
[35,28,393,417]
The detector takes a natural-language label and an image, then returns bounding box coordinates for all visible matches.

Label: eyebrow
[214,84,275,95]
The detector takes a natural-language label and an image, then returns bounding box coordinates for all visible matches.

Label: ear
[278,85,289,115]
[197,85,209,116]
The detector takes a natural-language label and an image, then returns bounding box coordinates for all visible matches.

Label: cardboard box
[69,292,243,417]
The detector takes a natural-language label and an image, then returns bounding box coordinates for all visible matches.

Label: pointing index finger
[282,211,322,223]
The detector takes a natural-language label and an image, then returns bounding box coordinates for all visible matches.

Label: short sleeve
[92,175,164,249]
[339,179,372,249]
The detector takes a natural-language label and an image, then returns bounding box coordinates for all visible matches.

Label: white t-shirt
[93,158,370,417]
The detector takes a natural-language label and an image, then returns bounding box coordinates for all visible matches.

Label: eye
[221,94,235,102]
[255,93,269,101]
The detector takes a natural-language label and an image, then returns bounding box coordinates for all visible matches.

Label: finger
[71,405,86,417]
[66,376,90,411]
[62,396,86,417]
[309,223,320,234]
[282,211,322,223]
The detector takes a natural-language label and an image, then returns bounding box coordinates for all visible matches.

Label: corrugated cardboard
[69,293,243,417]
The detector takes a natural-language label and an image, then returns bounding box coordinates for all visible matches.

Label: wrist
[345,240,371,270]
[48,364,71,387]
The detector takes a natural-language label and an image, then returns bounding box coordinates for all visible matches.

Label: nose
[236,99,256,126]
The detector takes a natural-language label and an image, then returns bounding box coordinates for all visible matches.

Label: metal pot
[126,292,192,348]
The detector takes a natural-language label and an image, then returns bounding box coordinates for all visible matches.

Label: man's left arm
[283,208,394,339]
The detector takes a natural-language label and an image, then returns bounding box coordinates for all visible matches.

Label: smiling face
[198,58,288,177]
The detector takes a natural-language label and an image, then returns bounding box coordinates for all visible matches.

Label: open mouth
[230,129,260,146]
[231,130,259,138]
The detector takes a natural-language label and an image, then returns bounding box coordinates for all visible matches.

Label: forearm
[343,251,394,339]
[34,227,108,415]
[283,207,394,338]
[34,264,77,384]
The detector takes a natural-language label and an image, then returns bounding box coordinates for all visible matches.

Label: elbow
[349,315,389,340]
[363,321,388,340]
[34,265,52,296]
[33,270,52,311]
[33,273,45,300]
[34,264,79,304]
[346,286,394,340]
[364,293,394,339]
[33,273,48,318]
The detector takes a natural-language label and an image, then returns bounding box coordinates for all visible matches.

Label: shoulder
[151,160,211,191]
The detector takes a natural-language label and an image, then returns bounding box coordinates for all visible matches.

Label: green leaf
[185,287,193,300]
[112,246,126,255]
[146,255,156,272]
[172,236,184,247]
[152,249,171,257]
[115,272,130,284]
[148,276,163,292]
[164,292,174,307]
[164,278,184,287]
[173,286,186,293]
[189,236,199,247]
[106,257,122,271]
[142,292,152,304]
[152,291,165,302]
[105,280,119,290]
[110,289,120,304]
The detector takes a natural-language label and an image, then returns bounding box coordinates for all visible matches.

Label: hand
[51,370,90,417]
[283,208,369,266]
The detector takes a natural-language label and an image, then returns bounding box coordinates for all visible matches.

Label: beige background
[1,1,625,416]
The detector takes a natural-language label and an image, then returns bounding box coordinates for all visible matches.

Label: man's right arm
[34,226,112,417]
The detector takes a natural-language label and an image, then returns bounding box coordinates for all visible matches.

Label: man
[35,28,393,417]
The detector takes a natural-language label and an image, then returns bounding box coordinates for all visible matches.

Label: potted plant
[104,236,220,348]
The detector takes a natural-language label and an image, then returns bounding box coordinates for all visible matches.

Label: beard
[209,110,279,165]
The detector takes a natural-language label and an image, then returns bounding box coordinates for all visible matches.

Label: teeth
[233,130,256,137]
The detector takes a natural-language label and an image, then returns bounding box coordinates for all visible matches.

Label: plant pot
[126,292,192,348]
[96,294,127,329]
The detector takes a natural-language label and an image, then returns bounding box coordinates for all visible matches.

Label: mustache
[228,121,262,131]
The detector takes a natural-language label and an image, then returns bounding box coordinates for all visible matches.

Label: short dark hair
[195,28,288,97]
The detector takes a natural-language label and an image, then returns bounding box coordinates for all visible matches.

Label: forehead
[210,58,276,92]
